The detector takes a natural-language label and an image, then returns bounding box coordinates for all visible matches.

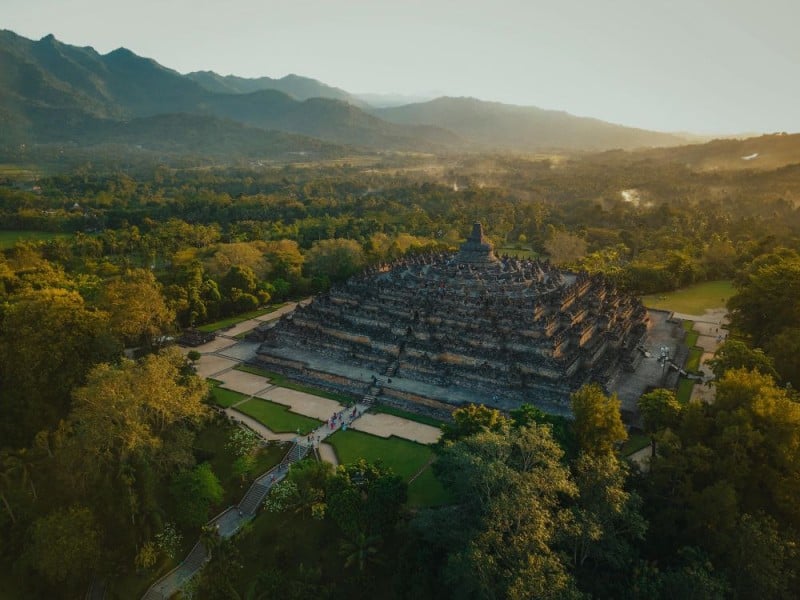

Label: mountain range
[0,29,694,160]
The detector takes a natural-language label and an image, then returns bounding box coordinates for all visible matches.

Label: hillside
[637,133,800,171]
[373,97,688,151]
[0,30,455,153]
[187,70,366,106]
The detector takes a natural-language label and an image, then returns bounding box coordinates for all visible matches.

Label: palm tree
[339,532,382,572]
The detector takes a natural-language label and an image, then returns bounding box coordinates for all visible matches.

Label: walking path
[143,306,442,599]
[141,442,307,600]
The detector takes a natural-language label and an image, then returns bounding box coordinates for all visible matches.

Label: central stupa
[254,224,648,417]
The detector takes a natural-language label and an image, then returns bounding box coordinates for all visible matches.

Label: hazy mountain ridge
[187,70,367,107]
[0,29,704,158]
[0,30,454,154]
[372,97,688,151]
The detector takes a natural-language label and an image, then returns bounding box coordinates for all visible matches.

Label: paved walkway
[673,308,729,404]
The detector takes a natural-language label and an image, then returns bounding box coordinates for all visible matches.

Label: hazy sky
[4,0,798,134]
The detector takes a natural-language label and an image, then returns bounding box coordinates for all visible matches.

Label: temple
[253,224,653,419]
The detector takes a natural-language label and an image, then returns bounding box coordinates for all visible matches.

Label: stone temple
[255,223,653,419]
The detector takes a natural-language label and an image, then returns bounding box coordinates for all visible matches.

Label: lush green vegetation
[236,398,322,435]
[641,280,735,314]
[676,376,695,403]
[327,430,448,506]
[4,136,800,598]
[0,230,73,249]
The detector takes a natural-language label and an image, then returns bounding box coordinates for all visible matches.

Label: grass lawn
[236,398,322,435]
[0,230,73,249]
[497,246,538,258]
[235,364,356,405]
[621,432,651,456]
[685,347,703,373]
[209,384,249,408]
[193,421,288,507]
[327,429,450,506]
[196,303,287,332]
[641,280,734,314]
[676,377,695,404]
[371,403,447,428]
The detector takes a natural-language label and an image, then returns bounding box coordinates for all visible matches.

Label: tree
[567,453,646,596]
[25,505,101,587]
[170,463,224,528]
[326,460,406,541]
[340,531,382,571]
[766,327,800,389]
[98,268,175,347]
[220,264,258,297]
[435,425,580,599]
[0,287,118,447]
[441,403,509,442]
[707,340,778,381]
[305,238,365,282]
[638,389,683,457]
[544,228,587,266]
[571,384,627,456]
[728,250,800,346]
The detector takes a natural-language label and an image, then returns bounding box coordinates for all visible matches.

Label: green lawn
[235,364,355,405]
[236,398,322,435]
[497,246,538,258]
[193,421,287,506]
[621,432,651,456]
[685,347,703,373]
[196,303,287,332]
[371,403,447,428]
[327,429,450,506]
[209,385,249,408]
[0,230,73,249]
[641,280,735,314]
[677,377,695,404]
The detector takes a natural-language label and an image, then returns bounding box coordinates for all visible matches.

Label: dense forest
[2,143,800,598]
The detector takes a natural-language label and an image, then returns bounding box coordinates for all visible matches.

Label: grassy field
[371,403,447,428]
[0,230,73,249]
[497,246,538,258]
[235,364,356,405]
[685,347,703,372]
[641,280,735,314]
[236,397,322,435]
[676,377,695,404]
[327,429,450,506]
[621,432,651,456]
[209,384,248,408]
[196,303,287,332]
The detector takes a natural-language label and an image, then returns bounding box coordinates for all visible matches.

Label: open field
[209,384,248,408]
[327,429,449,506]
[237,397,322,435]
[641,280,734,314]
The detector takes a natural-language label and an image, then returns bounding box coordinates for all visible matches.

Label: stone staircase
[362,385,381,407]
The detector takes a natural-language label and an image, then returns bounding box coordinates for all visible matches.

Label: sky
[4,0,798,134]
